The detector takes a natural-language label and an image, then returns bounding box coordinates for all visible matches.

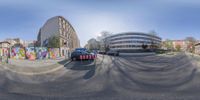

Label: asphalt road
[0,53,200,100]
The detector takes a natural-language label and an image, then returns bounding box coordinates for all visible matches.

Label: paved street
[0,53,200,100]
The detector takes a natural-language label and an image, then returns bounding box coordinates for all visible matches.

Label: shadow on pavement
[83,65,96,79]
[63,60,97,79]
[57,59,70,65]
[112,53,198,89]
[68,61,94,70]
[119,54,155,57]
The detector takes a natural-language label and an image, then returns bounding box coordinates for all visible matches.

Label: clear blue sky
[0,0,200,46]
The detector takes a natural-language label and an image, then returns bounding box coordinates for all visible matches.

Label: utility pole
[64,42,67,59]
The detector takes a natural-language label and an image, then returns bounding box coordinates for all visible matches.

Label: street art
[0,48,9,64]
[26,47,36,60]
[1,47,60,61]
[48,48,60,59]
[35,47,48,59]
[11,47,25,59]
[0,48,1,56]
[0,48,9,56]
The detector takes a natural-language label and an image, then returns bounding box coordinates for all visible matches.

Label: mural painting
[0,48,9,63]
[26,47,36,60]
[35,47,48,59]
[11,47,25,59]
[48,48,60,59]
[0,48,9,56]
[2,47,61,61]
[0,48,1,56]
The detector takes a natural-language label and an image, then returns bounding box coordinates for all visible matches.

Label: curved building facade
[107,32,162,52]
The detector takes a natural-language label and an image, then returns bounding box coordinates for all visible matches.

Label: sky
[0,0,200,46]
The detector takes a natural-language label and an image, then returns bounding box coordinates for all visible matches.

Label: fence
[0,47,60,61]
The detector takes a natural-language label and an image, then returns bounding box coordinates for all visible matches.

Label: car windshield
[0,0,199,100]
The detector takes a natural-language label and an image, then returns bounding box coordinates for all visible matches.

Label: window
[59,29,62,34]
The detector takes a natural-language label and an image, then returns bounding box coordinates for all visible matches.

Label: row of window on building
[110,37,161,42]
[109,33,161,38]
[58,18,74,38]
[110,40,160,45]
[110,45,144,48]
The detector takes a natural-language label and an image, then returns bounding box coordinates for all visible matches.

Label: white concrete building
[24,40,36,47]
[5,38,24,47]
[5,38,17,47]
[106,32,162,52]
[0,41,10,48]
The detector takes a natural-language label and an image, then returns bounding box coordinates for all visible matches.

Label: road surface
[0,53,200,100]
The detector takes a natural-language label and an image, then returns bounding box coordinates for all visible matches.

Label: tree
[163,39,173,50]
[48,36,60,48]
[148,30,158,36]
[148,30,159,50]
[87,38,100,50]
[142,44,148,50]
[175,44,181,52]
[185,37,196,53]
[185,37,196,43]
[97,31,112,41]
[97,31,112,52]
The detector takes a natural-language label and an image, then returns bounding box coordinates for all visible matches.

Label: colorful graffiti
[0,48,9,56]
[48,48,60,59]
[0,48,9,64]
[26,47,36,60]
[35,47,48,59]
[11,47,25,59]
[1,47,61,61]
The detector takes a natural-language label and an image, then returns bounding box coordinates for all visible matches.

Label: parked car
[71,50,95,61]
[75,48,87,51]
[106,50,119,56]
[98,51,106,54]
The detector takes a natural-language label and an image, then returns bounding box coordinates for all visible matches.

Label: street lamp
[64,42,67,59]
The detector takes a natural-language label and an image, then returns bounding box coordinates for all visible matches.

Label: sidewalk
[8,56,66,67]
[0,56,71,75]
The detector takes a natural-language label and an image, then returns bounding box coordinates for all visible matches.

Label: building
[5,38,24,47]
[23,40,36,47]
[105,32,162,52]
[195,43,200,55]
[13,38,24,45]
[36,29,41,47]
[5,38,17,47]
[0,41,10,48]
[38,16,80,57]
[171,40,188,51]
[0,41,10,56]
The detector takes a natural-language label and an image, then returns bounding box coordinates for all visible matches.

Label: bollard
[86,55,88,60]
[80,55,83,62]
[92,55,95,60]
[82,55,85,61]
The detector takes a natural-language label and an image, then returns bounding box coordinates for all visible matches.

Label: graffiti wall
[1,47,60,60]
[0,48,9,56]
[26,47,36,60]
[35,47,48,59]
[48,48,60,59]
[11,47,25,59]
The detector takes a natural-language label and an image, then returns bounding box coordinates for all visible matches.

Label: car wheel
[73,58,76,61]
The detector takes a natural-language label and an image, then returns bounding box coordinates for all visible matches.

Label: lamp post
[64,42,67,59]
